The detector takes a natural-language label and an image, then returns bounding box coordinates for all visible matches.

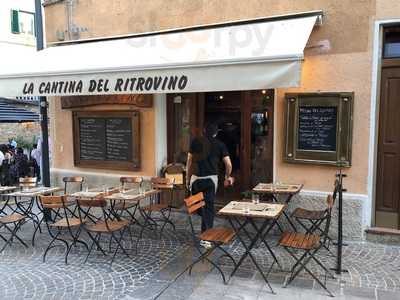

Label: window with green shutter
[11,9,20,33]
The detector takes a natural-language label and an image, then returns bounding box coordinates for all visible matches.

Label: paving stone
[1,211,400,299]
[343,286,376,299]
[376,289,400,300]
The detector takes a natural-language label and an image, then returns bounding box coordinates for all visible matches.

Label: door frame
[369,19,400,228]
[166,90,274,193]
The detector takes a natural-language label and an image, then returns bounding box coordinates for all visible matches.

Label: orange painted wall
[49,97,156,177]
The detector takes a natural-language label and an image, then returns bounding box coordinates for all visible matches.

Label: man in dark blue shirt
[186,123,234,232]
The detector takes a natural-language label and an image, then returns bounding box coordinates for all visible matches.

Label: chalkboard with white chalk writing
[284,93,353,167]
[73,111,140,171]
[297,106,337,152]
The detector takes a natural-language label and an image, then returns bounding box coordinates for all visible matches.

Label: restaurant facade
[1,0,400,240]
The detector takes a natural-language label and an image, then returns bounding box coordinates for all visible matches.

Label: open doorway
[167,90,274,207]
[204,92,242,203]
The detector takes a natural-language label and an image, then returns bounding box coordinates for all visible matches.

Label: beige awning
[0,11,322,97]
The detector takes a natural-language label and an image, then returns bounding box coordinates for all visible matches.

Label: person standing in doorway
[30,144,41,180]
[186,123,234,233]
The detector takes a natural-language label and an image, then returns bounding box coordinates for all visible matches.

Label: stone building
[0,0,400,240]
[0,99,40,146]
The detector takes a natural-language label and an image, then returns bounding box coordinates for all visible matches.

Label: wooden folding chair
[291,179,339,254]
[113,176,143,225]
[40,195,88,264]
[140,177,176,237]
[279,194,336,297]
[0,195,28,253]
[19,176,37,189]
[184,193,237,284]
[63,176,84,194]
[76,198,130,265]
[17,177,42,245]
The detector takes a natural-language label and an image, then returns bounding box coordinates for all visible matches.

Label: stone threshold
[366,227,400,236]
[365,227,400,245]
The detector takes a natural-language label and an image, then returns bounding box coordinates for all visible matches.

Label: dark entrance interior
[204,92,242,202]
[167,90,274,207]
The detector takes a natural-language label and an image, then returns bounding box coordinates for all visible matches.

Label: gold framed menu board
[284,92,353,167]
[73,111,140,171]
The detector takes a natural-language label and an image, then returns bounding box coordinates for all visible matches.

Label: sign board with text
[73,111,140,171]
[284,93,353,167]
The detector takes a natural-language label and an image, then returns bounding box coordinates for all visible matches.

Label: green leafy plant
[9,136,38,151]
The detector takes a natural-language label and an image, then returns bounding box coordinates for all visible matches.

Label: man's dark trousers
[192,178,216,232]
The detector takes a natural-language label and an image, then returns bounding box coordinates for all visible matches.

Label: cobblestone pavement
[0,211,400,299]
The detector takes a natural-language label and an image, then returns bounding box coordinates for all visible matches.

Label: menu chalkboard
[79,117,132,161]
[73,111,140,171]
[298,106,337,152]
[106,118,132,161]
[79,118,106,160]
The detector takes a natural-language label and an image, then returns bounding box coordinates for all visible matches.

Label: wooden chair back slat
[63,176,84,183]
[19,177,37,183]
[19,177,37,187]
[120,176,143,184]
[327,194,334,209]
[63,176,85,193]
[77,199,107,208]
[188,201,205,215]
[184,193,205,215]
[163,164,185,174]
[40,195,65,208]
[151,177,174,185]
[184,192,204,207]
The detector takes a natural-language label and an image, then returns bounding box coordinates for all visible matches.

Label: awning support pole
[35,0,50,188]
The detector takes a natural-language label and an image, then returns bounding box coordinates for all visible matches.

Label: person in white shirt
[30,144,41,180]
[0,148,4,167]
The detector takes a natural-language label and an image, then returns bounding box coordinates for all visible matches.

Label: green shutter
[11,10,19,33]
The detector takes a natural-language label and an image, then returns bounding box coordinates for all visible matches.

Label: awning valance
[0,99,39,123]
[0,12,321,97]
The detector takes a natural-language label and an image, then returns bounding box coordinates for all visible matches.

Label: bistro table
[218,201,286,293]
[71,188,161,224]
[6,186,63,245]
[72,189,162,250]
[253,183,303,232]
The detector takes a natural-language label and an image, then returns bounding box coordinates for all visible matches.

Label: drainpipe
[66,0,73,40]
[34,0,50,190]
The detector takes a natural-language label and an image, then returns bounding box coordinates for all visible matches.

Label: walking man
[186,123,234,233]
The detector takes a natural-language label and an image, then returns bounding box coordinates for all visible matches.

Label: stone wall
[0,103,41,145]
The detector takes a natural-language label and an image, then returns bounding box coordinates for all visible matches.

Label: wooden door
[376,66,400,229]
[166,93,204,164]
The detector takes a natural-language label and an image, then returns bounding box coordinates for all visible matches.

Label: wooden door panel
[382,78,400,144]
[378,152,399,210]
[376,67,400,216]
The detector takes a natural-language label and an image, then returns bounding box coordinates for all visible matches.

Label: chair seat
[50,217,84,228]
[279,231,320,250]
[113,201,138,210]
[142,203,169,212]
[292,207,325,220]
[0,213,26,224]
[199,227,236,244]
[85,220,129,233]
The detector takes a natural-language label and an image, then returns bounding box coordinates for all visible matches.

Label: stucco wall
[276,52,372,194]
[49,97,156,177]
[44,0,375,54]
[42,1,384,195]
[376,0,400,19]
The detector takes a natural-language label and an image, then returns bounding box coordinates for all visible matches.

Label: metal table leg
[228,217,275,294]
